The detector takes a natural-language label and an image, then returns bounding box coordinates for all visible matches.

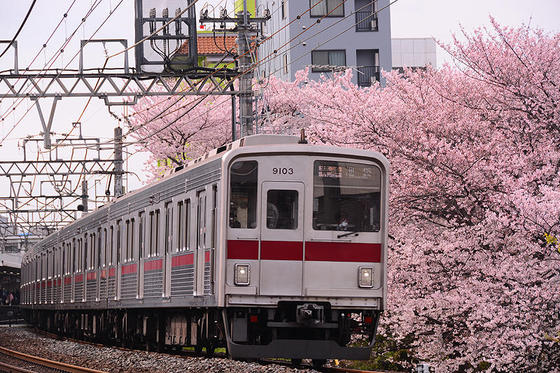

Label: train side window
[185,200,191,250]
[90,234,95,270]
[84,234,88,272]
[110,226,114,266]
[229,160,258,229]
[102,228,109,267]
[138,212,145,260]
[165,202,173,255]
[149,212,154,257]
[148,210,160,257]
[97,229,102,269]
[73,239,77,273]
[116,220,122,264]
[125,220,129,262]
[212,185,217,248]
[197,191,207,249]
[49,250,53,279]
[130,219,135,261]
[177,201,184,252]
[125,219,133,262]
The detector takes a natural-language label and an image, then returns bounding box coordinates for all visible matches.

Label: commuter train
[20,134,389,365]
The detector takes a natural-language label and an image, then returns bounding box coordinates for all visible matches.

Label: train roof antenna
[298,129,308,144]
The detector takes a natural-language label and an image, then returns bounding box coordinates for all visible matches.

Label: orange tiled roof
[178,35,237,56]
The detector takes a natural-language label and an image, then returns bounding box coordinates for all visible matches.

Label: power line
[0,0,37,59]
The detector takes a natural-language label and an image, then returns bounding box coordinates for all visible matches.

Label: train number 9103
[272,167,294,175]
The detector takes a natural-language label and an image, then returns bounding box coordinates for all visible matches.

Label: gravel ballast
[0,326,318,373]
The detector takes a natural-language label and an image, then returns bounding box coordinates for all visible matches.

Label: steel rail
[0,360,36,373]
[0,346,108,373]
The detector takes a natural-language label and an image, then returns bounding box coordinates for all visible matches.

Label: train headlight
[234,264,250,286]
[358,267,373,288]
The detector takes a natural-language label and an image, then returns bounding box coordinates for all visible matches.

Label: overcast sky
[0,0,559,203]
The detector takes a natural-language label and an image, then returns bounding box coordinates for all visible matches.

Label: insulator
[149,8,156,33]
[175,8,182,35]
[220,7,228,18]
[162,8,169,35]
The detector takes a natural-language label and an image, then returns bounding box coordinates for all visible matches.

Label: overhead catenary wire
[0,1,122,232]
[0,0,106,140]
[11,0,395,233]
[28,0,398,235]
[108,0,336,147]
[126,0,394,151]
[0,0,37,59]
[1,0,200,233]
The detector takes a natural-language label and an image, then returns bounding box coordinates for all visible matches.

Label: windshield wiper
[337,231,359,238]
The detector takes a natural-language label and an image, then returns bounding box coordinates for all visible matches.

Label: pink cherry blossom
[130,19,560,372]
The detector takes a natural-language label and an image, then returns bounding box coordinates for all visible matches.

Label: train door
[194,189,206,296]
[259,182,305,296]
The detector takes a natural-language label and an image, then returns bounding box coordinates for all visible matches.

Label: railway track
[32,328,391,373]
[0,346,108,373]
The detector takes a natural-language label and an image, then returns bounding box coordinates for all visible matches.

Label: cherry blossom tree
[264,19,560,372]
[129,94,233,179]
[131,19,560,372]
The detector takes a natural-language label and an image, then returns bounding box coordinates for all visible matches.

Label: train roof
[23,134,389,262]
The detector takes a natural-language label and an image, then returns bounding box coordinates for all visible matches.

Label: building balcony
[355,11,378,32]
[357,66,380,87]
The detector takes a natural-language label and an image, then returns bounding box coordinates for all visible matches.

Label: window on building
[310,0,344,17]
[311,50,346,72]
[281,0,286,19]
[283,53,288,74]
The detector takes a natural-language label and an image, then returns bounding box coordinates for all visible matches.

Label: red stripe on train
[172,253,194,267]
[75,274,84,283]
[144,259,163,271]
[87,272,97,281]
[227,240,258,259]
[305,242,381,262]
[227,240,381,262]
[121,263,137,275]
[261,241,303,260]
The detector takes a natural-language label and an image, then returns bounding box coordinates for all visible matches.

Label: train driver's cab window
[267,190,298,229]
[313,160,381,232]
[229,160,258,229]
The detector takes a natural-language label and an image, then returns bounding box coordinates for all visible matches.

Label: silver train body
[20,135,389,361]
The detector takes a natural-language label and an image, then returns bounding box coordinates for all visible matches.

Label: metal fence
[355,11,378,32]
[357,66,380,87]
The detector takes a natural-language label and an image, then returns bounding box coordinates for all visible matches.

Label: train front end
[221,137,388,360]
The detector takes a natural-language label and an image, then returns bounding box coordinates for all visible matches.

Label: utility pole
[81,180,88,215]
[114,127,124,198]
[200,2,270,138]
[237,0,254,137]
